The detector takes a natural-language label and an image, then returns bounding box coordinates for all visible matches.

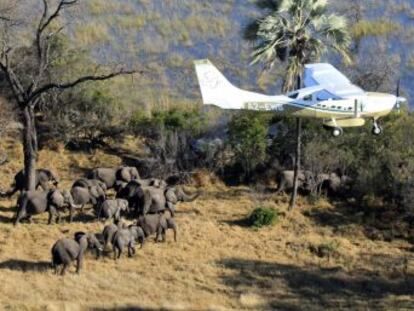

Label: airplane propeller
[395,79,406,113]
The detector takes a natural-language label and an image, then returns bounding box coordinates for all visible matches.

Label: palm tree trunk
[289,76,302,210]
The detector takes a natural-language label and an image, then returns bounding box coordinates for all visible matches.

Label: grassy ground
[0,137,413,310]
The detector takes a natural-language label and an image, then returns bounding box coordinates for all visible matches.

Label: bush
[227,111,269,182]
[248,206,278,228]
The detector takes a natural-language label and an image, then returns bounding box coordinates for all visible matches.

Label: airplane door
[311,93,318,118]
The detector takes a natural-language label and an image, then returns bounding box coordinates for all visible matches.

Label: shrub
[248,206,278,228]
[227,111,269,182]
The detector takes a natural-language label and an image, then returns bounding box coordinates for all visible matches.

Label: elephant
[323,173,353,196]
[118,182,199,216]
[51,232,103,276]
[140,185,200,215]
[115,178,166,198]
[137,209,177,242]
[14,189,78,225]
[97,199,129,222]
[115,166,140,183]
[70,185,106,215]
[2,169,59,198]
[275,170,313,194]
[112,225,145,260]
[72,178,107,192]
[87,166,140,189]
[102,221,128,250]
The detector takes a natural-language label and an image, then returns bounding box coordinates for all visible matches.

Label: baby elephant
[137,209,177,243]
[51,232,103,276]
[98,199,129,222]
[102,221,128,250]
[112,225,145,260]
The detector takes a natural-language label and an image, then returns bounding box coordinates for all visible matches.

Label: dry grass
[0,138,413,310]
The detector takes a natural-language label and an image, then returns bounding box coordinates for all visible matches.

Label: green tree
[249,0,351,209]
[228,112,268,182]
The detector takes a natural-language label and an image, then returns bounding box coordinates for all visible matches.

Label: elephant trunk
[180,187,200,202]
[67,192,82,210]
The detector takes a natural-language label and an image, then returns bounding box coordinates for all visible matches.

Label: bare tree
[0,0,136,190]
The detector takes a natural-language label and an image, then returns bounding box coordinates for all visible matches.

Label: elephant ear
[90,186,104,199]
[48,190,64,207]
[117,167,131,182]
[132,167,140,180]
[74,231,86,242]
[165,188,178,204]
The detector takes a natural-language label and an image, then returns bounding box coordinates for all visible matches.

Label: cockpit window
[288,92,299,99]
[303,95,312,101]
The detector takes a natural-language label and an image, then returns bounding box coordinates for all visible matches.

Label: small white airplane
[194,59,406,137]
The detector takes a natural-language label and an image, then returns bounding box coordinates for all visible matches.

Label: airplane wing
[194,59,292,111]
[304,63,364,98]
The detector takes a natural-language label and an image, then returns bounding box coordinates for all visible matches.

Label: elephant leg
[127,244,132,257]
[69,205,78,223]
[113,247,117,260]
[48,206,57,225]
[61,264,68,276]
[56,211,61,224]
[162,228,166,242]
[169,222,177,242]
[27,215,33,224]
[155,227,162,243]
[166,202,175,217]
[117,247,122,260]
[130,241,136,256]
[76,257,83,274]
[14,210,26,226]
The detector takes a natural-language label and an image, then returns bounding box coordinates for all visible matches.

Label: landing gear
[372,120,382,136]
[332,127,343,137]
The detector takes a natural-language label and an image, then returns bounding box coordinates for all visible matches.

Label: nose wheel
[332,127,343,137]
[372,120,382,136]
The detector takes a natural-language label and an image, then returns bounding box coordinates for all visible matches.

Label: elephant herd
[275,170,353,196]
[0,166,200,275]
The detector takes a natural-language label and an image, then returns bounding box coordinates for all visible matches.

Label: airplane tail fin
[194,59,237,108]
[194,59,290,110]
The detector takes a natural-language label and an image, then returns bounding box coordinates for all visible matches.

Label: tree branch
[28,69,139,102]
[36,0,77,73]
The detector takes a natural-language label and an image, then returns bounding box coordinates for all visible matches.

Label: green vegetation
[248,206,279,228]
[227,112,269,181]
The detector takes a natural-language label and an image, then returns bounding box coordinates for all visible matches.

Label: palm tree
[249,0,352,210]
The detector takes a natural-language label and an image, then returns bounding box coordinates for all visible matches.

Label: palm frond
[250,0,352,87]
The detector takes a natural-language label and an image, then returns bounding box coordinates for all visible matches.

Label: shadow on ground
[217,258,414,310]
[304,201,414,242]
[0,259,50,272]
[92,307,170,311]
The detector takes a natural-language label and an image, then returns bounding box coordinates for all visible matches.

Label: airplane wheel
[332,127,343,137]
[372,125,382,136]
